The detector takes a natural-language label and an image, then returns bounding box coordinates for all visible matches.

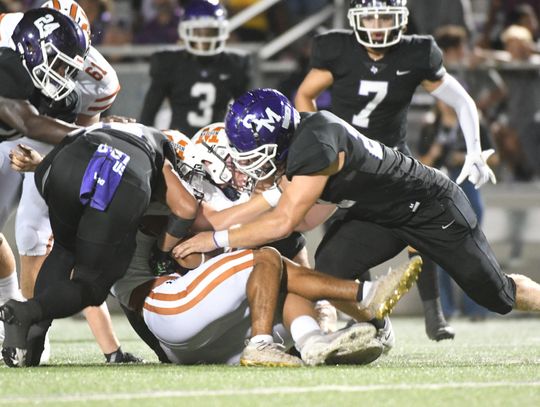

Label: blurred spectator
[491,25,540,180]
[78,0,112,45]
[406,0,475,37]
[285,0,331,24]
[133,0,181,44]
[225,0,288,42]
[478,0,540,49]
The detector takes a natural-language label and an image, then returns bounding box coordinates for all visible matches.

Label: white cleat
[240,341,303,367]
[301,323,383,366]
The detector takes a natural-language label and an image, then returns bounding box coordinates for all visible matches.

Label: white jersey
[200,181,250,212]
[75,46,120,117]
[0,12,22,48]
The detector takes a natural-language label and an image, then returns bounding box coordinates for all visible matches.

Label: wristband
[213,230,230,248]
[261,187,282,208]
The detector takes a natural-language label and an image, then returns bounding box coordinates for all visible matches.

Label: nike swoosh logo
[441,219,456,230]
[396,70,411,76]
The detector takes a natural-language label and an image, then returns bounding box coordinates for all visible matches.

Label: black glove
[149,243,178,276]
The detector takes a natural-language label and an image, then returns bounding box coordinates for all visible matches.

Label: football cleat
[240,341,303,367]
[0,300,34,367]
[358,256,423,320]
[423,298,456,341]
[301,323,383,366]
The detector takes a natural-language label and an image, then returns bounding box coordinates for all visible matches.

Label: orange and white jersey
[75,46,120,117]
[0,12,22,48]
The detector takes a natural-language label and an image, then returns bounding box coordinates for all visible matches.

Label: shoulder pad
[0,47,34,99]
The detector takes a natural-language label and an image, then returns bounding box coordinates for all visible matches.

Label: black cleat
[0,300,36,367]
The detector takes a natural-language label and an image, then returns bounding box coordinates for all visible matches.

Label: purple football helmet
[348,0,409,48]
[178,0,229,56]
[225,88,300,181]
[12,8,88,101]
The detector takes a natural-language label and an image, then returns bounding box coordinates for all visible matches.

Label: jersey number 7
[352,80,388,128]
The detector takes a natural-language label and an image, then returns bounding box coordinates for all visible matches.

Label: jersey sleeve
[310,32,344,72]
[76,46,121,117]
[422,36,446,82]
[286,115,340,178]
[0,47,34,99]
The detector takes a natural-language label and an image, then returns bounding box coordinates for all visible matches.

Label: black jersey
[140,48,251,136]
[311,31,445,148]
[0,47,34,141]
[286,112,454,225]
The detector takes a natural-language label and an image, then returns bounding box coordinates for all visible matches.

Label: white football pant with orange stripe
[144,250,275,365]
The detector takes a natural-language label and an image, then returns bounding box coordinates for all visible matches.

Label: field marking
[2,381,540,404]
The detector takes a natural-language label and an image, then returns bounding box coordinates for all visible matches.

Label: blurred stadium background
[3,0,540,318]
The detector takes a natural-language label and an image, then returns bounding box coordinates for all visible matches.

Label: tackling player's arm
[172,153,345,257]
[194,193,275,231]
[294,68,334,112]
[0,96,79,144]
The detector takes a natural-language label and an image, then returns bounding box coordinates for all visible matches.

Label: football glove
[149,243,177,276]
[456,149,497,189]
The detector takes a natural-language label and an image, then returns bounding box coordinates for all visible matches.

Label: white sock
[290,315,321,345]
[249,334,273,346]
[362,281,374,300]
[0,272,20,304]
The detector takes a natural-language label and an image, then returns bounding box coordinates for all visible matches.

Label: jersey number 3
[188,82,216,127]
[352,80,388,128]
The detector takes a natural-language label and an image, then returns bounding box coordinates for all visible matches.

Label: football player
[0,1,137,363]
[294,0,496,341]
[174,89,540,346]
[139,0,251,136]
[110,132,394,366]
[0,121,199,367]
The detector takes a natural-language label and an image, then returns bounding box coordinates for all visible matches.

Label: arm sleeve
[430,73,481,155]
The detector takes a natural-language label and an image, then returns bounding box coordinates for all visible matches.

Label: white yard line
[2,381,540,404]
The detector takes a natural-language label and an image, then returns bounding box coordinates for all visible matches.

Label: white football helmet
[191,122,234,185]
[348,0,409,48]
[41,0,92,44]
[178,0,229,56]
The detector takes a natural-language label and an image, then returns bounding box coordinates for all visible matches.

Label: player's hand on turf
[9,144,43,172]
[456,149,496,189]
[173,231,216,258]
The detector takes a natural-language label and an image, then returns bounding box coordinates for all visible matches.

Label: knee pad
[15,226,51,256]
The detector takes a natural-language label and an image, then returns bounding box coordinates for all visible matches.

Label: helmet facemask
[179,17,229,56]
[23,39,84,101]
[348,5,408,48]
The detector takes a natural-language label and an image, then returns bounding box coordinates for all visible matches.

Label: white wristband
[213,230,230,248]
[261,187,282,208]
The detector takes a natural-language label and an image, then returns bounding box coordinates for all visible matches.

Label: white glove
[456,149,497,189]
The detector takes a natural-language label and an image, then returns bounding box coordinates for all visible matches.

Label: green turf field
[0,315,539,406]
